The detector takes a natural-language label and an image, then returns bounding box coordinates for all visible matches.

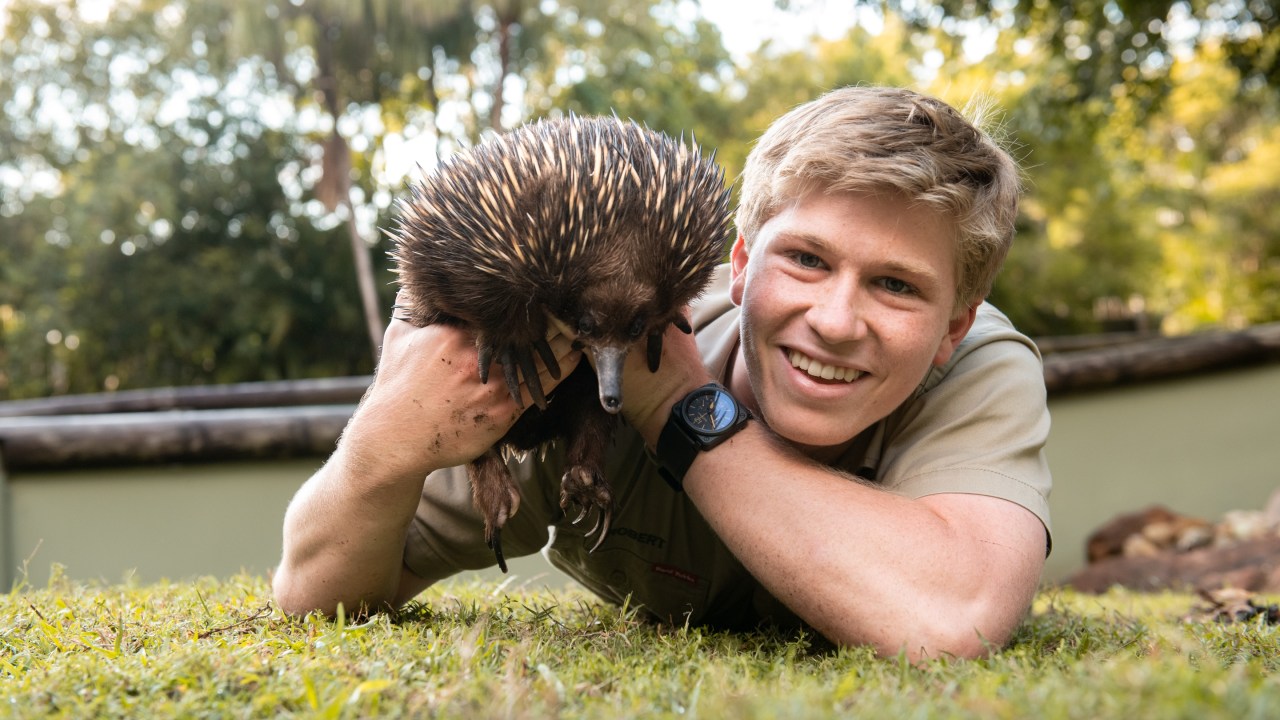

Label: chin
[756,402,871,453]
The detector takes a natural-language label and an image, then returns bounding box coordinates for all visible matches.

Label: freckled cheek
[884,318,951,369]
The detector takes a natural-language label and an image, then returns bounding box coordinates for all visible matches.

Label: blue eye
[881,277,913,294]
[795,252,823,268]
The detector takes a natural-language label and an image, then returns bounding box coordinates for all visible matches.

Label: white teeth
[787,350,862,383]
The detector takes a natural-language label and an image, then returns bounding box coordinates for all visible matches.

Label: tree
[859,0,1280,334]
[0,0,745,398]
[223,0,483,360]
[0,0,382,397]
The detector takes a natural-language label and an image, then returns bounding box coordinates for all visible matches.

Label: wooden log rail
[0,376,372,418]
[1,321,1278,470]
[0,406,353,470]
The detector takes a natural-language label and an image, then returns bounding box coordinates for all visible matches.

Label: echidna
[389,115,732,571]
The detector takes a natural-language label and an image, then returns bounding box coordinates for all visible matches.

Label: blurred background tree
[1,0,1277,399]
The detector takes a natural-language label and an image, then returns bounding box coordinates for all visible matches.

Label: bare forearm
[271,318,580,618]
[680,427,1042,659]
[273,443,430,617]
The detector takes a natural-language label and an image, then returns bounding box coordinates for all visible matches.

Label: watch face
[682,387,738,433]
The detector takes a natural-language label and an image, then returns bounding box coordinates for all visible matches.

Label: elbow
[820,596,1023,662]
[905,599,1025,661]
[271,562,348,619]
[912,617,1007,661]
[271,561,401,620]
[272,566,321,618]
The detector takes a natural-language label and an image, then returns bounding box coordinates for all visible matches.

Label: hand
[617,311,713,446]
[342,296,583,478]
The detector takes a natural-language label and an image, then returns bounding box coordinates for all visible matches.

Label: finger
[545,312,576,340]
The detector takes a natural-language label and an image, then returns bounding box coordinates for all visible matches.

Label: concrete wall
[1043,362,1280,580]
[4,362,1279,589]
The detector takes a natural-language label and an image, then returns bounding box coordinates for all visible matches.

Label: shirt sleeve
[875,317,1054,552]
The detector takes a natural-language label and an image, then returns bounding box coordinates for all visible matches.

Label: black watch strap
[656,420,699,492]
[654,383,751,492]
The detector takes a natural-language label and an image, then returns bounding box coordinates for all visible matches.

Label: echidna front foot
[533,337,561,381]
[646,331,663,372]
[646,318,694,372]
[477,338,552,410]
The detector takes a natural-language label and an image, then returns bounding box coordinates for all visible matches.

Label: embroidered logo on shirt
[651,563,699,586]
[612,526,665,549]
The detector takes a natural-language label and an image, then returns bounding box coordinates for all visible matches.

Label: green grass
[3,570,1280,719]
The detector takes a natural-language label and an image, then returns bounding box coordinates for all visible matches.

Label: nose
[806,279,868,344]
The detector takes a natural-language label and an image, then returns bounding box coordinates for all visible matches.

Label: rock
[1084,505,1212,563]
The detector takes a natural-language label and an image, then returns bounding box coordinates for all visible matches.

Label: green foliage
[872,0,1280,335]
[3,0,1279,396]
[520,1,737,143]
[0,0,387,397]
[4,576,1280,718]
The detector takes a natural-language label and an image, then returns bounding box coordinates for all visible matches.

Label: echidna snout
[590,344,628,414]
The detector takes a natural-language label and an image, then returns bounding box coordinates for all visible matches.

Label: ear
[932,303,978,367]
[729,234,749,306]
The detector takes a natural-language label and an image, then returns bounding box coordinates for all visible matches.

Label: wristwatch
[655,383,752,492]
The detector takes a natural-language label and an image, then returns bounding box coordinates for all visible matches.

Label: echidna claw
[533,338,561,380]
[646,332,663,373]
[487,527,508,574]
[674,317,693,334]
[570,505,588,525]
[588,511,612,553]
[477,344,494,384]
[512,346,547,410]
[499,348,524,409]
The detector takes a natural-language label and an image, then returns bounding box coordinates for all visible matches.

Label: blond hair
[736,86,1021,306]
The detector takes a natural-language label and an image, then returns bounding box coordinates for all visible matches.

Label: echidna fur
[388,115,732,571]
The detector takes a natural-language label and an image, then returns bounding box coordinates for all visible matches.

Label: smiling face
[728,190,977,460]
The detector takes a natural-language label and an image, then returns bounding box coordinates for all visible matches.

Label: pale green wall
[7,460,315,588]
[3,458,555,589]
[4,362,1279,589]
[1043,363,1280,581]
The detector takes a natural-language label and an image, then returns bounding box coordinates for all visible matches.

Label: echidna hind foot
[560,465,613,552]
[557,385,617,552]
[468,448,523,574]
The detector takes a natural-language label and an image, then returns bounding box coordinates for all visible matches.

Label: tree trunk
[344,193,385,360]
[490,4,517,132]
[0,407,353,469]
[312,10,383,362]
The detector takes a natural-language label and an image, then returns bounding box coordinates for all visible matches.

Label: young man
[273,86,1052,661]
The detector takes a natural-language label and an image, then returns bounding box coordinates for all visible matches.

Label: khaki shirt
[404,264,1053,630]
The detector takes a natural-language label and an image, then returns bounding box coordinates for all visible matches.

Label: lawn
[3,570,1279,718]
